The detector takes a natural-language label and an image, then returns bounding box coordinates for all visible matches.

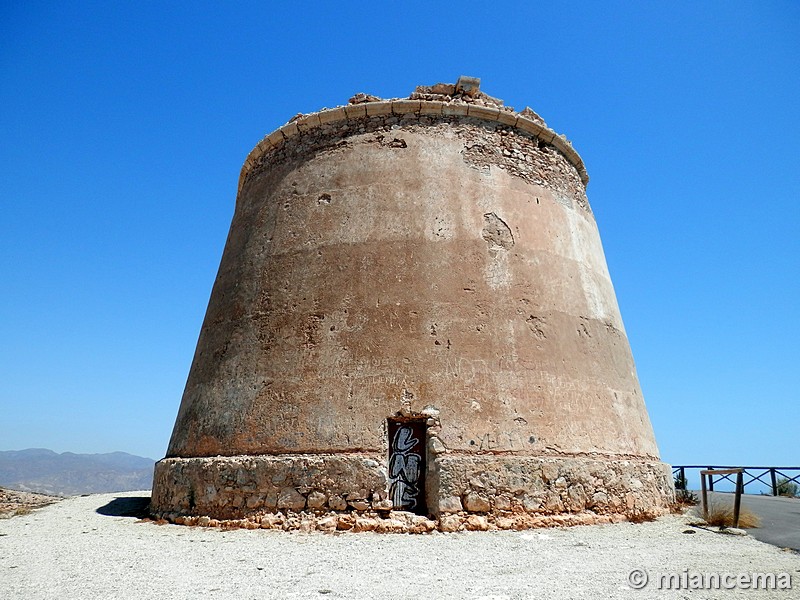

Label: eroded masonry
[151,77,674,532]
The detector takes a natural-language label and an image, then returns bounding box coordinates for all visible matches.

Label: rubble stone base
[151,453,674,531]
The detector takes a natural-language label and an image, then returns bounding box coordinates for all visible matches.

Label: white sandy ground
[1,491,798,600]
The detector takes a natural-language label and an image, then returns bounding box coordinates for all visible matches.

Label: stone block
[466,104,501,121]
[418,101,443,116]
[327,494,347,511]
[439,514,462,532]
[465,515,489,531]
[317,516,338,532]
[256,138,272,154]
[493,494,512,511]
[534,126,556,144]
[343,103,367,118]
[348,499,369,511]
[306,491,326,509]
[391,99,421,116]
[438,495,463,513]
[295,113,321,133]
[353,516,378,531]
[336,515,354,530]
[278,121,299,139]
[441,103,469,117]
[516,116,546,138]
[317,107,347,124]
[277,487,306,511]
[463,492,490,512]
[495,110,518,127]
[364,102,393,116]
[266,130,285,148]
[455,75,480,96]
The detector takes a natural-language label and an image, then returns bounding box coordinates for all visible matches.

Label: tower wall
[152,86,674,530]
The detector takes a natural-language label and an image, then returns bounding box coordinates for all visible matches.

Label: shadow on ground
[96,496,151,518]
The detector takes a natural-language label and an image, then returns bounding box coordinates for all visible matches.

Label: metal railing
[672,465,800,496]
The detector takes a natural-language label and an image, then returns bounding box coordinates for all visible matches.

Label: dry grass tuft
[672,489,699,510]
[703,500,760,529]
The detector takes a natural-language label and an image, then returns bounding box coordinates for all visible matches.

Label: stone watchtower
[151,78,674,531]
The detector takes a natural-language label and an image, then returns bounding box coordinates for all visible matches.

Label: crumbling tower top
[237,76,588,196]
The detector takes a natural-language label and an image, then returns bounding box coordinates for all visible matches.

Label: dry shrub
[703,500,760,529]
[674,489,699,507]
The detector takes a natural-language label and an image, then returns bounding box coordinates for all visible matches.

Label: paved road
[705,491,800,551]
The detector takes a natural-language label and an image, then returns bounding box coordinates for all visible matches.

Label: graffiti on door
[388,419,426,514]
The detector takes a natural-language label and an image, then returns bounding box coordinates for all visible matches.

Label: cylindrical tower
[152,78,674,530]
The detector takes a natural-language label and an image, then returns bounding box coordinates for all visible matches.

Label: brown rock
[494,516,516,530]
[277,488,306,511]
[439,515,463,533]
[348,500,369,511]
[465,515,489,531]
[439,496,463,514]
[463,492,491,513]
[353,517,378,532]
[306,491,326,510]
[316,515,338,532]
[327,494,347,511]
[336,515,354,530]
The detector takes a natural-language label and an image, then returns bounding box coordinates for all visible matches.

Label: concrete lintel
[466,104,501,121]
[364,102,393,117]
[516,116,546,138]
[441,103,469,117]
[391,99,421,115]
[317,107,347,124]
[495,110,519,127]
[255,137,272,154]
[295,113,321,132]
[343,103,368,119]
[418,101,443,116]
[278,121,299,140]
[266,130,286,148]
[551,135,576,160]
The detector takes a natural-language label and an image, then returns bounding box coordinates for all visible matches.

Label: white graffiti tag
[389,426,422,510]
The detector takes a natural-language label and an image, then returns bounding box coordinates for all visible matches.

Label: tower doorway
[387,417,427,515]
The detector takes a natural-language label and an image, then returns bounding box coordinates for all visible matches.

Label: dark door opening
[387,417,427,515]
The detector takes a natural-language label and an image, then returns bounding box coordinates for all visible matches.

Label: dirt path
[1,491,798,599]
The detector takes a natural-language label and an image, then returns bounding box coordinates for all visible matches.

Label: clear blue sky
[1,2,797,466]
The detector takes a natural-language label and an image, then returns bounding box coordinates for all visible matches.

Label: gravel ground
[1,491,798,600]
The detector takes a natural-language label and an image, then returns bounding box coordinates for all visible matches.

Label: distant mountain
[0,448,156,496]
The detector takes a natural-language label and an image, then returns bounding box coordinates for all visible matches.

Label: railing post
[708,467,715,492]
[770,468,778,496]
[700,471,709,520]
[680,467,685,489]
[732,471,743,528]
